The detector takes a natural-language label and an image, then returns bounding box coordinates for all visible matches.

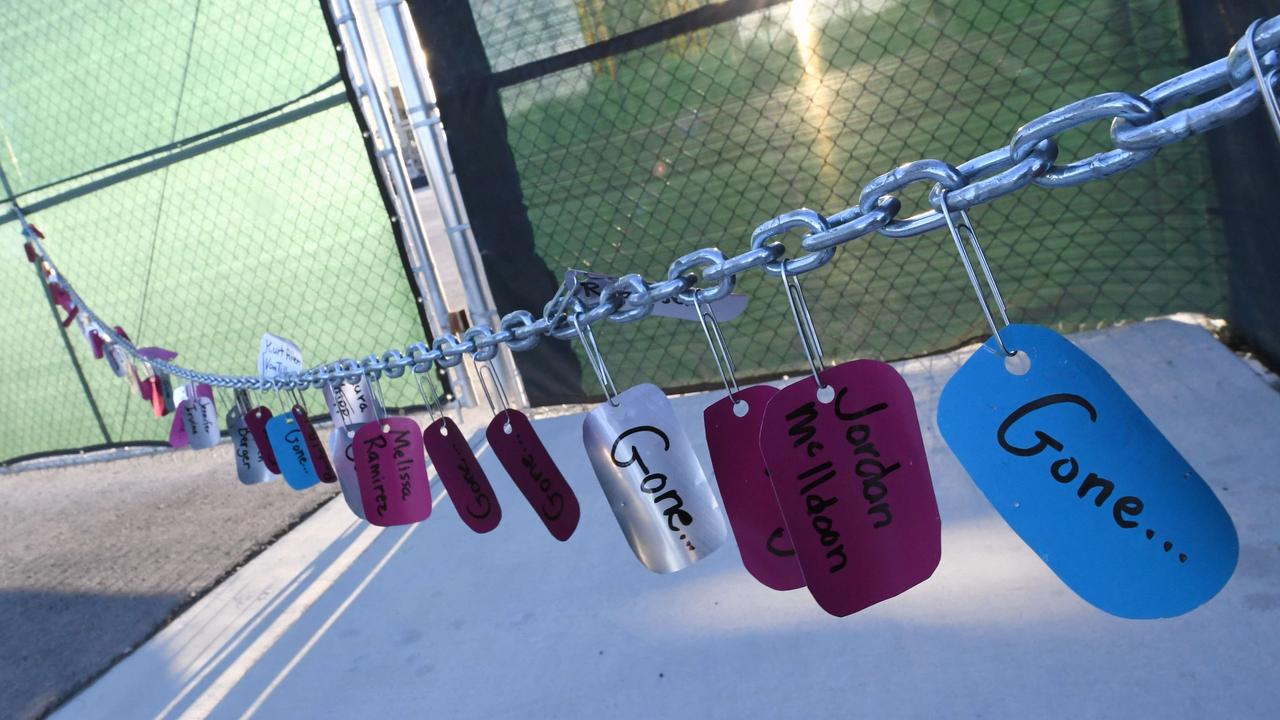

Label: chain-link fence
[0,0,1252,461]
[457,0,1227,397]
[0,0,430,463]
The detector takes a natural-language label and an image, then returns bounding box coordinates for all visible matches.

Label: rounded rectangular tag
[937,324,1238,618]
[354,417,432,526]
[180,395,220,450]
[259,333,304,379]
[291,406,336,483]
[246,408,281,474]
[486,410,579,541]
[705,385,804,591]
[227,406,275,485]
[759,361,941,617]
[582,383,727,574]
[267,412,321,490]
[323,371,380,428]
[426,417,502,534]
[329,424,366,519]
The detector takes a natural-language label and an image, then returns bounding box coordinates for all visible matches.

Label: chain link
[16,15,1280,393]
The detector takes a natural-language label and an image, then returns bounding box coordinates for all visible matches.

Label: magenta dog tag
[706,385,805,591]
[354,417,432,526]
[425,417,502,533]
[292,406,336,483]
[246,407,281,474]
[759,360,941,617]
[487,410,579,541]
[48,282,73,312]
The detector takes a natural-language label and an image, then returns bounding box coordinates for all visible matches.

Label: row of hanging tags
[66,309,582,542]
[224,341,583,542]
[567,200,1239,621]
[62,200,1241,621]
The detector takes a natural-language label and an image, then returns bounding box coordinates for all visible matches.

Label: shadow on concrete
[1,589,182,720]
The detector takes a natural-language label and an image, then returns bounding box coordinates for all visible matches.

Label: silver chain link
[15,15,1280,393]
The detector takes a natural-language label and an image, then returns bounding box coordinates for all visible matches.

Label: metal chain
[15,15,1280,393]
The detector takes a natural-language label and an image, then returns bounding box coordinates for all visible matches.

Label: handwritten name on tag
[259,333,304,379]
[354,417,432,526]
[486,410,578,541]
[323,371,380,429]
[292,406,336,483]
[705,385,804,591]
[180,395,220,449]
[267,412,321,490]
[246,408,281,474]
[227,406,275,485]
[426,417,502,534]
[760,360,941,617]
[938,324,1238,618]
[583,384,727,573]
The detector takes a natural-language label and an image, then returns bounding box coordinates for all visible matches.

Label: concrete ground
[31,319,1280,718]
[0,442,339,720]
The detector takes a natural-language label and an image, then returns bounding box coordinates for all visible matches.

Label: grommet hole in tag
[814,384,835,404]
[1004,349,1031,376]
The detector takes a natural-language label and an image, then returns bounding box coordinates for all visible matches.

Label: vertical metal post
[330,0,475,406]
[370,0,528,408]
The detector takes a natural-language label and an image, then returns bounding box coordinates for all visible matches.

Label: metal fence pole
[330,0,475,407]
[371,0,529,408]
[2,165,114,445]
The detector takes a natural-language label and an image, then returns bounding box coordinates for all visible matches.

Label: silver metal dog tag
[583,383,727,573]
[323,368,384,520]
[323,371,380,428]
[329,424,367,519]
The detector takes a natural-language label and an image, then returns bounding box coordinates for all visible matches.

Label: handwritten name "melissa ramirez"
[361,429,414,517]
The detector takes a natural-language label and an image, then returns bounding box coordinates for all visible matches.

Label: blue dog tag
[938,324,1237,618]
[266,412,321,490]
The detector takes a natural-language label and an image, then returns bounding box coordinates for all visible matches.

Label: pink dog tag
[759,360,941,617]
[487,410,579,541]
[292,406,336,483]
[245,407,281,474]
[354,417,432,526]
[425,417,502,533]
[705,385,804,591]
